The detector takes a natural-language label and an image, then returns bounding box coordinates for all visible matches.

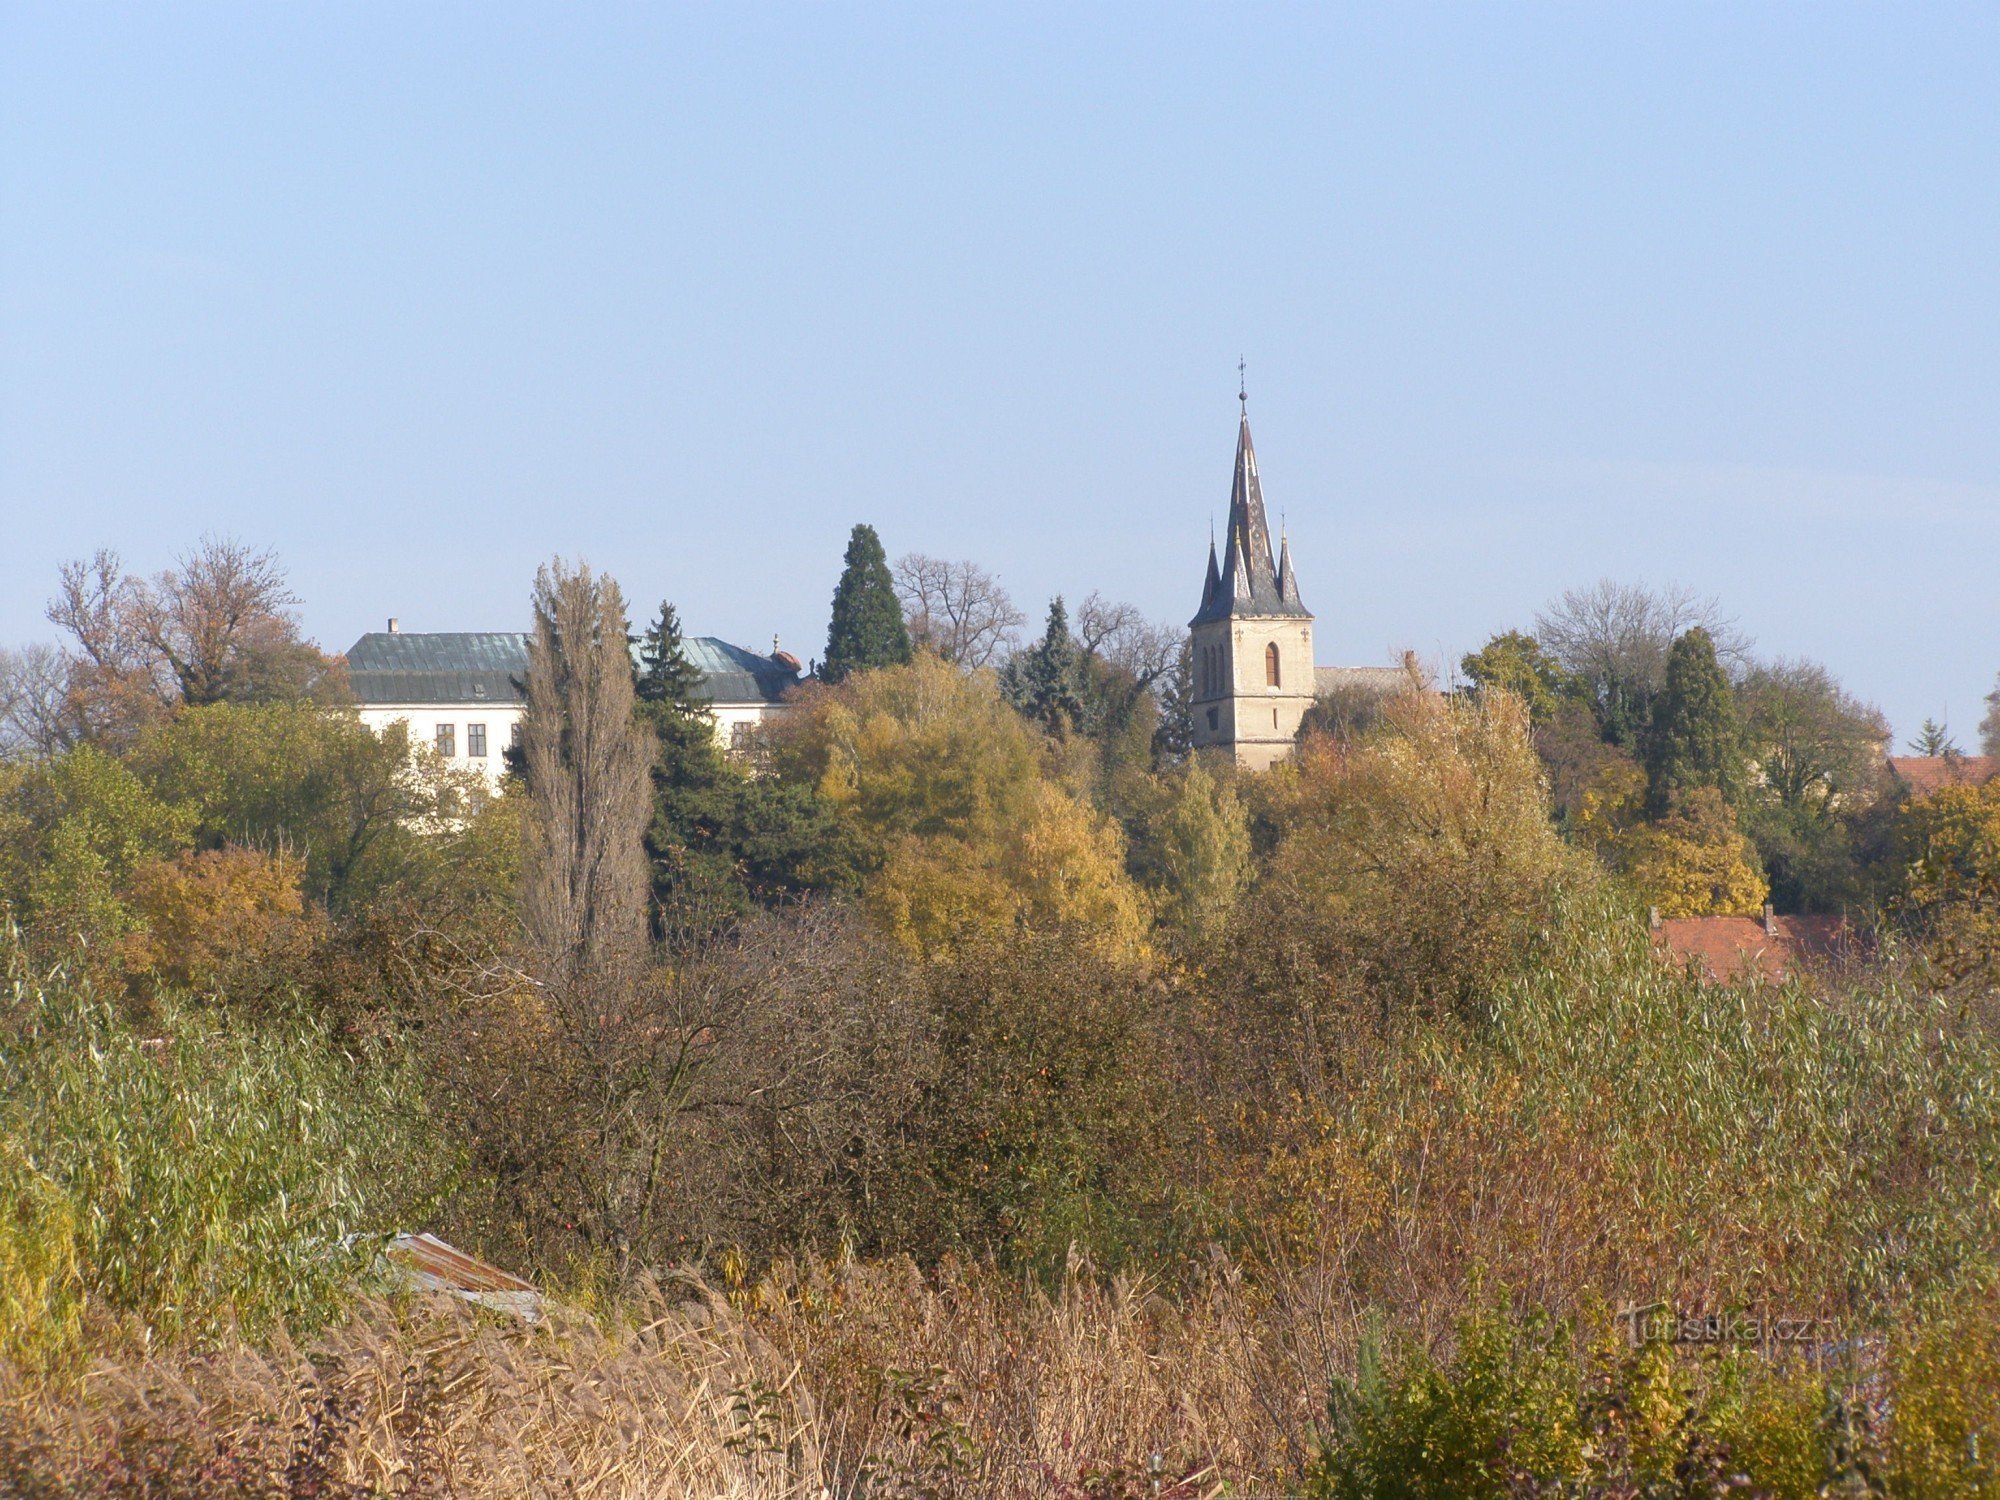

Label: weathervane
[1238,356,1247,412]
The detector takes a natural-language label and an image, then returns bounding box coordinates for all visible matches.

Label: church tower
[1188,398,1315,771]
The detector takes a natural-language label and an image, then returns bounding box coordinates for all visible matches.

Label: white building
[345,624,803,790]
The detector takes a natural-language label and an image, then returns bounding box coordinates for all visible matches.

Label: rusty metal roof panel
[388,1232,543,1320]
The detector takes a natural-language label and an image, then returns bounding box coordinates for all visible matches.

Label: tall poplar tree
[1643,626,1743,817]
[520,560,653,985]
[822,524,911,684]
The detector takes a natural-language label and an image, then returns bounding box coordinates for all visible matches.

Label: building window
[1265,641,1281,687]
[466,723,487,758]
[509,721,524,750]
[1206,707,1219,732]
[435,723,456,757]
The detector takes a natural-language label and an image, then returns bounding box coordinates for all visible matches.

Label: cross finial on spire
[1238,356,1247,412]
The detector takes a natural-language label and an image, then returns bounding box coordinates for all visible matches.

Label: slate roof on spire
[1192,413,1311,625]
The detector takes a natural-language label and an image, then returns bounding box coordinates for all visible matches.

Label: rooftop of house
[344,629,802,708]
[1886,754,1999,797]
[1650,909,1855,985]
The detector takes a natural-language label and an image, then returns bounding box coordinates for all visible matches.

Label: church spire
[1189,384,1312,626]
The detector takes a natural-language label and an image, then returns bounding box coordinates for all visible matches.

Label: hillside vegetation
[2,544,1998,1495]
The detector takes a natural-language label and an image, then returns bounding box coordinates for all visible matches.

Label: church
[1189,400,1409,771]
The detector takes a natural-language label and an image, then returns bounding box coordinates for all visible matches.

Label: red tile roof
[1887,755,1998,796]
[1651,914,1852,984]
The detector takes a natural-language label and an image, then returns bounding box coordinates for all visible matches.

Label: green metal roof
[345,631,799,707]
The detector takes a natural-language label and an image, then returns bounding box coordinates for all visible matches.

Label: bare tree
[520,558,654,986]
[1534,579,1749,746]
[1982,672,2000,759]
[45,539,342,746]
[1075,592,1179,689]
[0,644,75,760]
[892,553,1024,668]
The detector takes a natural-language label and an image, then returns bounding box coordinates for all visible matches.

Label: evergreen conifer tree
[1643,626,1743,817]
[822,524,911,684]
[1910,717,1963,758]
[1001,597,1088,738]
[634,600,856,941]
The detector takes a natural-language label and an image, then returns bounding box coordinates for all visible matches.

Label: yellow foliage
[1619,788,1769,917]
[1885,1282,2000,1498]
[772,656,1146,958]
[0,1140,83,1375]
[1895,780,2000,985]
[1574,759,1768,918]
[120,845,319,990]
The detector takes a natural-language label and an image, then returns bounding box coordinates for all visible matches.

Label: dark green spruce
[822,524,912,684]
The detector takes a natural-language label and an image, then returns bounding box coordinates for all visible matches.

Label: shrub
[0,967,448,1354]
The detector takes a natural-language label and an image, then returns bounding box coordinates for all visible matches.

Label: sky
[3,4,1997,744]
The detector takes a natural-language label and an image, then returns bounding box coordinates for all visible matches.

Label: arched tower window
[1265,641,1281,687]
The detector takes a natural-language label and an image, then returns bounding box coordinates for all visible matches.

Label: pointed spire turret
[1189,386,1312,627]
[1200,534,1222,611]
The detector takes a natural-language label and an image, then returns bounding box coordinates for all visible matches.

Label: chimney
[387,617,400,634]
[1763,903,1778,938]
[1649,906,1661,930]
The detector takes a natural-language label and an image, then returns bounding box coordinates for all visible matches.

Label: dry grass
[747,1253,1292,1496]
[0,1257,1314,1499]
[0,1280,821,1498]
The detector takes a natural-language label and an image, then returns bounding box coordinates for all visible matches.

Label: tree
[768,653,1146,958]
[1894,780,2000,987]
[633,600,856,939]
[520,560,654,984]
[823,524,911,684]
[1910,718,1962,758]
[1739,659,1888,814]
[1073,592,1179,745]
[892,554,1023,668]
[1535,580,1747,749]
[1459,631,1576,726]
[1152,756,1252,938]
[0,746,195,955]
[45,541,344,749]
[1643,627,1743,817]
[1982,673,2000,758]
[131,702,478,911]
[1000,597,1088,739]
[1151,642,1195,763]
[1619,787,1769,918]
[0,644,72,760]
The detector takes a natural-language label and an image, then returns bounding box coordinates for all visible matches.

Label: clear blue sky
[4,4,1996,743]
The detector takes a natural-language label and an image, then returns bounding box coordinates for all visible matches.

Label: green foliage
[1151,756,1251,938]
[771,654,1146,958]
[1643,627,1743,816]
[1311,1298,1999,1500]
[908,936,1176,1273]
[129,702,475,909]
[822,523,911,685]
[1911,717,1963,757]
[0,746,195,951]
[0,966,449,1352]
[1314,1303,1588,1499]
[633,601,858,938]
[1000,597,1088,739]
[1894,779,2000,987]
[1459,630,1575,725]
[1240,690,1579,1026]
